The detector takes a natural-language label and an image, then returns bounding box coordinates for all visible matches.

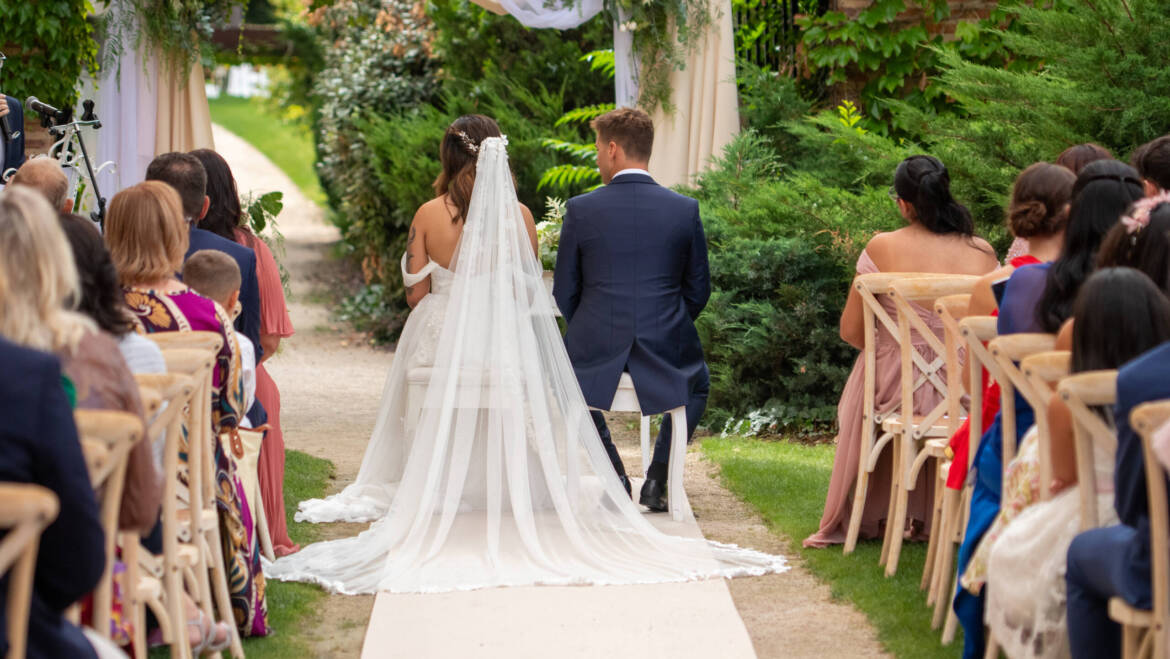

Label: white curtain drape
[470,0,738,187]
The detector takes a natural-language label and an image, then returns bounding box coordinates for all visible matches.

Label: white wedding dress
[266,137,787,594]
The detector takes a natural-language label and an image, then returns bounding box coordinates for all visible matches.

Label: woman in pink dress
[804,156,998,548]
[192,149,299,557]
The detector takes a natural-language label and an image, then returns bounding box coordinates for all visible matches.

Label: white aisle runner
[360,510,757,658]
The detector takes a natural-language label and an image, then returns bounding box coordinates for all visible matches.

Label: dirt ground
[219,123,887,658]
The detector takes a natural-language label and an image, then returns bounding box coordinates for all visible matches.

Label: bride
[266,115,786,594]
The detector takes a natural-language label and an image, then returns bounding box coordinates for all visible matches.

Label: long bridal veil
[267,137,787,594]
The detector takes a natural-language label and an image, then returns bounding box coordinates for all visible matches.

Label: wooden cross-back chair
[0,483,58,659]
[988,334,1058,498]
[882,275,979,578]
[129,372,195,659]
[924,293,970,629]
[1110,400,1170,659]
[158,339,244,659]
[1021,351,1071,500]
[74,409,144,643]
[843,272,934,556]
[1058,370,1119,530]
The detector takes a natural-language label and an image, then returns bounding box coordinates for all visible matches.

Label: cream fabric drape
[154,58,215,155]
[647,4,738,188]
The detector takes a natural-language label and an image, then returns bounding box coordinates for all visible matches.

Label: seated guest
[1057,143,1114,175]
[1066,338,1170,658]
[0,336,105,659]
[970,269,1170,658]
[58,213,165,375]
[183,250,257,421]
[948,162,1075,488]
[9,157,73,213]
[145,153,262,364]
[0,187,159,534]
[954,159,1145,659]
[804,154,997,548]
[104,180,268,637]
[191,148,299,556]
[1131,135,1170,197]
[1007,144,1113,261]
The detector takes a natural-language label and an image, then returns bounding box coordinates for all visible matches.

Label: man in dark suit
[145,153,267,425]
[1066,340,1170,658]
[552,107,711,510]
[0,337,105,659]
[0,94,26,180]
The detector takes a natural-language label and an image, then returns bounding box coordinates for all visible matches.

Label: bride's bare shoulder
[414,196,457,226]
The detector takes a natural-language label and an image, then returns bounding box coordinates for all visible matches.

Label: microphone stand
[46,100,108,228]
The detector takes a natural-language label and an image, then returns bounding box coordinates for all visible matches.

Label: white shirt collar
[612,168,651,181]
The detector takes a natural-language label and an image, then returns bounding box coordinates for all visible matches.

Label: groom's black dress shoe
[618,474,632,499]
[639,479,668,512]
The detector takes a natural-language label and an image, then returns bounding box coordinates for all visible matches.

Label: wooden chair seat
[1110,597,1154,626]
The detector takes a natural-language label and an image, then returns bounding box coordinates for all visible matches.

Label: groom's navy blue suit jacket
[553,173,710,415]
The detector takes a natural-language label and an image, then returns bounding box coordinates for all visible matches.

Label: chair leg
[922,476,943,596]
[844,463,871,555]
[204,525,245,658]
[984,635,999,659]
[932,488,960,630]
[885,436,911,577]
[639,414,651,476]
[1121,623,1139,659]
[165,564,191,659]
[880,435,903,569]
[942,571,960,645]
[667,408,689,522]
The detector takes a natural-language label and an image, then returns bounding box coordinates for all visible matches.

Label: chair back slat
[1133,401,1170,658]
[989,334,1058,499]
[0,483,58,659]
[1020,351,1071,502]
[935,294,972,436]
[960,316,1002,469]
[74,409,144,641]
[1059,370,1119,529]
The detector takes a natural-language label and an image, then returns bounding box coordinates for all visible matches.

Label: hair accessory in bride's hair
[453,130,479,156]
[1121,191,1170,236]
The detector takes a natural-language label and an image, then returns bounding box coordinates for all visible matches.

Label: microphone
[26,96,66,122]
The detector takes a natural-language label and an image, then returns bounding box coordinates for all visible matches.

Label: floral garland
[98,0,251,74]
[602,0,715,113]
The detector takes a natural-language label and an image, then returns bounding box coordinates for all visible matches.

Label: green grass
[208,96,326,205]
[702,437,961,659]
[239,449,334,658]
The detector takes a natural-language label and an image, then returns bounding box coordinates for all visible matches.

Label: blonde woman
[0,186,160,533]
[105,180,268,638]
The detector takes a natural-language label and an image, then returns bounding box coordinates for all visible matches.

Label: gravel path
[215,123,888,658]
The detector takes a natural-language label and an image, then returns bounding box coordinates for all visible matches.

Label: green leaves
[4,0,98,108]
[246,191,284,235]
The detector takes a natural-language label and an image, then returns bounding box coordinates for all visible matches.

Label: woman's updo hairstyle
[893,155,976,237]
[1008,162,1075,238]
[433,114,503,224]
[1034,159,1145,332]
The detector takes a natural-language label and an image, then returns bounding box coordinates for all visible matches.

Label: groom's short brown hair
[592,108,654,162]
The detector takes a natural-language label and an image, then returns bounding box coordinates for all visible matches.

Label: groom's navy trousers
[553,172,710,479]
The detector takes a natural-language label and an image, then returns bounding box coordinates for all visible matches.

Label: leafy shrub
[687,131,902,431]
[5,0,97,107]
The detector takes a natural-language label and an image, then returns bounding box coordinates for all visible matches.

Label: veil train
[266,137,787,594]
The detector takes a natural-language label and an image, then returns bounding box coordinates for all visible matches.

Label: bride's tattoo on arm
[405,226,417,271]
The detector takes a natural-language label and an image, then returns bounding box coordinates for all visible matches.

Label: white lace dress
[984,439,1117,658]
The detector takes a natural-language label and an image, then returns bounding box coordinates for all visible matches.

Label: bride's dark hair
[433,114,502,223]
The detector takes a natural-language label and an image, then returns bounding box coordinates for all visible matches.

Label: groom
[552,107,711,511]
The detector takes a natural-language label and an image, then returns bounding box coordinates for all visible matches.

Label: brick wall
[825,0,999,103]
[831,0,997,38]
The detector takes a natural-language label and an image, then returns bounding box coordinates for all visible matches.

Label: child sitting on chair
[183,249,257,427]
